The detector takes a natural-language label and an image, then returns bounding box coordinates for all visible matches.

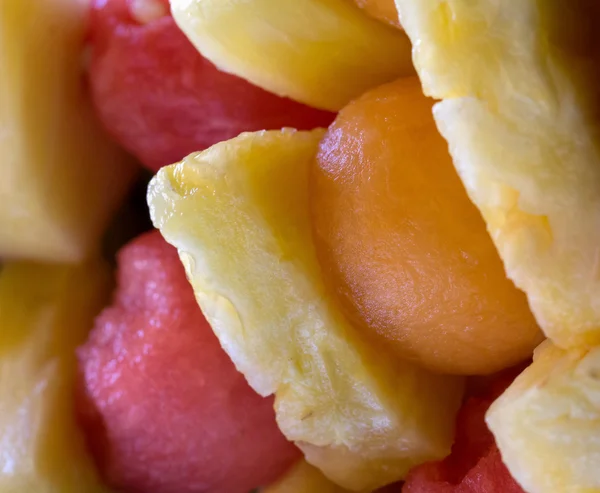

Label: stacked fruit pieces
[393,2,600,492]
[149,1,600,493]
[0,0,432,492]
[3,0,600,492]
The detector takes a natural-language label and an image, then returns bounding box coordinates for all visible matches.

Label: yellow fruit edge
[148,129,464,492]
[395,0,600,349]
[395,1,600,492]
[262,460,351,493]
[486,341,600,493]
[170,0,414,111]
[0,260,111,492]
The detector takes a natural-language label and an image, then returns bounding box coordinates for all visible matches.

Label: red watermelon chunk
[402,371,526,493]
[87,0,335,171]
[77,231,300,493]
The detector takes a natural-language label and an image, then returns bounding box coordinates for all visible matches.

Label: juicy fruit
[403,372,525,493]
[311,77,542,375]
[89,0,334,172]
[395,0,600,348]
[0,0,136,262]
[264,460,350,493]
[170,0,414,111]
[0,260,111,492]
[77,231,299,493]
[352,0,401,28]
[148,129,464,491]
[487,342,600,493]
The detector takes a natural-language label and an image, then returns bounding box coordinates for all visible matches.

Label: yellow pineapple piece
[263,460,350,493]
[353,0,401,28]
[169,0,414,111]
[148,129,464,492]
[0,0,136,263]
[487,341,600,493]
[0,260,111,492]
[394,0,600,348]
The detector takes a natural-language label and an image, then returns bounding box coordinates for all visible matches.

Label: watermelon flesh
[87,0,335,171]
[77,231,300,493]
[402,371,526,493]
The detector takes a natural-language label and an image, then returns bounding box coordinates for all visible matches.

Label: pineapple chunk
[0,0,136,262]
[148,130,464,492]
[0,260,111,492]
[395,0,600,348]
[487,341,600,493]
[170,0,414,111]
[263,460,350,493]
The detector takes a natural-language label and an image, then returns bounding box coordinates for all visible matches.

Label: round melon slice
[148,129,464,491]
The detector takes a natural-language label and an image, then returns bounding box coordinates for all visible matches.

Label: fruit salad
[1,0,599,492]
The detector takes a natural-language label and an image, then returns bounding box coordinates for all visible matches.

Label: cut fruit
[148,129,464,492]
[263,460,350,493]
[89,0,334,172]
[352,0,401,28]
[395,0,600,348]
[0,0,137,262]
[311,77,541,375]
[487,341,600,493]
[77,231,299,493]
[403,371,525,493]
[170,0,414,111]
[0,260,111,492]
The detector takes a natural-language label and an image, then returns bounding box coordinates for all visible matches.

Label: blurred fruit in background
[0,0,137,263]
[0,260,111,492]
[88,0,335,172]
[352,0,402,28]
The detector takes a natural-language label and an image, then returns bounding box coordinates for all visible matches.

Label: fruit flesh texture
[89,0,334,172]
[263,460,351,493]
[395,0,600,348]
[0,0,136,262]
[311,77,542,375]
[487,341,600,493]
[77,231,299,493]
[170,0,414,111]
[148,129,464,492]
[0,260,111,492]
[403,370,525,493]
[352,0,401,28]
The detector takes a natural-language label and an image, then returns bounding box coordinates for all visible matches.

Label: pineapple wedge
[263,460,350,493]
[0,260,111,492]
[394,0,600,348]
[487,341,600,493]
[170,0,414,111]
[148,130,464,492]
[0,0,136,262]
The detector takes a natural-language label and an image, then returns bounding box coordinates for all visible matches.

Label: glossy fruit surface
[311,78,542,375]
[77,231,299,493]
[396,0,600,347]
[148,129,464,491]
[170,0,414,111]
[89,0,334,172]
[0,0,136,262]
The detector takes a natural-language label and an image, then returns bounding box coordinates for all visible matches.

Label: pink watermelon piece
[402,371,526,493]
[87,0,335,172]
[77,231,300,493]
